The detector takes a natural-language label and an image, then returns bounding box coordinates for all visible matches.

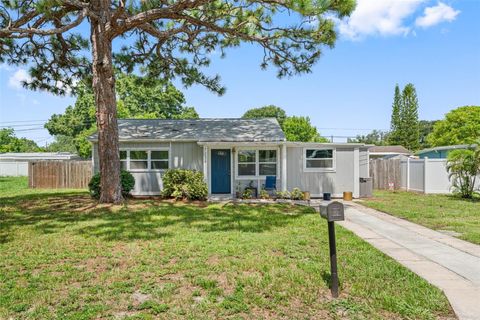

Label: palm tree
[446,143,480,198]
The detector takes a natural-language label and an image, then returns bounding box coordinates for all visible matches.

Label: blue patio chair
[264,176,277,192]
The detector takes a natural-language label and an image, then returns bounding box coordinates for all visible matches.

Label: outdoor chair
[263,176,277,196]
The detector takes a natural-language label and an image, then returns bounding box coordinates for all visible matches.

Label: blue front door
[211,149,231,194]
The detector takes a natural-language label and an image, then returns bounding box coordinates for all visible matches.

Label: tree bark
[90,0,122,203]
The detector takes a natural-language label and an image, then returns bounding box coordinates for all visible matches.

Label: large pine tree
[388,84,402,145]
[401,83,420,151]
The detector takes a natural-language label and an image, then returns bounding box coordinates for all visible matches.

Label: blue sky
[0,0,479,145]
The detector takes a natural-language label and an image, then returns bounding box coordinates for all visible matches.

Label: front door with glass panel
[211,149,231,194]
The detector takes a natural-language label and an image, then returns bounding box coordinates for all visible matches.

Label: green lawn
[363,190,480,245]
[0,177,454,319]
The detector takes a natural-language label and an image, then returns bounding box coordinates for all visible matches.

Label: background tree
[0,128,41,152]
[418,120,438,149]
[400,83,420,150]
[242,105,287,126]
[388,84,402,145]
[427,106,480,147]
[45,74,199,158]
[1,0,355,203]
[348,130,389,146]
[45,135,77,153]
[282,116,328,142]
[242,106,327,142]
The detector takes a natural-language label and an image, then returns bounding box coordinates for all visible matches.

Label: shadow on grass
[0,193,312,243]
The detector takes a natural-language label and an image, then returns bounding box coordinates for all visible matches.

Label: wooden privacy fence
[369,159,402,190]
[28,161,93,189]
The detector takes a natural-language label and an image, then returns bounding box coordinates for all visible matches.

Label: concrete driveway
[337,203,480,320]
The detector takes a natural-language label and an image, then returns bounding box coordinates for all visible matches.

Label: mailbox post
[319,201,345,298]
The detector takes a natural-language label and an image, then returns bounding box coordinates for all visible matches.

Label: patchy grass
[0,177,455,319]
[363,190,480,245]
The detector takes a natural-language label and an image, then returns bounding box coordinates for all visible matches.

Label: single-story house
[368,145,412,160]
[89,118,371,198]
[0,152,81,176]
[417,144,477,159]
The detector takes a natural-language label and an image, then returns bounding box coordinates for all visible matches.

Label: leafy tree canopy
[45,73,199,157]
[348,130,389,146]
[0,128,41,153]
[242,106,327,142]
[282,116,328,142]
[427,106,480,147]
[242,105,287,126]
[46,135,77,153]
[418,120,438,149]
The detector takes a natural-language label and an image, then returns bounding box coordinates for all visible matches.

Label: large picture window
[304,148,335,171]
[119,149,169,171]
[237,149,277,177]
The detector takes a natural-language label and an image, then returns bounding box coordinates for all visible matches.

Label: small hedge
[162,169,208,201]
[88,170,135,199]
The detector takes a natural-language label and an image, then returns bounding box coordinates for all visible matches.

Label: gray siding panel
[93,141,203,195]
[286,146,355,197]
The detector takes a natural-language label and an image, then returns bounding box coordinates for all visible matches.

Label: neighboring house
[417,144,477,159]
[89,118,370,198]
[368,146,412,160]
[0,152,81,176]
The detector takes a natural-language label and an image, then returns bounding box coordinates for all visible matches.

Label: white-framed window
[304,148,335,171]
[237,148,278,177]
[119,149,170,171]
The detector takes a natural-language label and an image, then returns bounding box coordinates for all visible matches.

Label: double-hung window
[238,150,256,176]
[304,148,335,171]
[151,150,169,170]
[259,150,277,175]
[237,149,277,177]
[119,149,169,171]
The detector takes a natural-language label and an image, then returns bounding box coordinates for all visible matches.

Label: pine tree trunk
[90,0,122,203]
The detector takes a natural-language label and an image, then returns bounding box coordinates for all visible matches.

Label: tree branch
[0,8,87,38]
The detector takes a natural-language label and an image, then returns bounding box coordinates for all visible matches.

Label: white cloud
[337,0,425,40]
[8,69,31,90]
[415,2,460,28]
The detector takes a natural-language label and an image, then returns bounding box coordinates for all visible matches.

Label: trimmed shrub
[290,187,305,200]
[88,170,135,199]
[275,190,291,199]
[242,188,254,199]
[162,169,208,201]
[259,189,270,199]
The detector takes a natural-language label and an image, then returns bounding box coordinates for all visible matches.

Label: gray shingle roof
[89,118,286,142]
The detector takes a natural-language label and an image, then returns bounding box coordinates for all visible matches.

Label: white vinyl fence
[371,158,480,194]
[0,161,29,176]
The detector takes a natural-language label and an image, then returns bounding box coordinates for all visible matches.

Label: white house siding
[286,146,359,198]
[93,141,203,195]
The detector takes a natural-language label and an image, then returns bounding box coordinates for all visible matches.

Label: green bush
[259,189,270,199]
[162,169,208,200]
[290,187,305,200]
[275,190,291,199]
[88,170,135,199]
[242,188,254,199]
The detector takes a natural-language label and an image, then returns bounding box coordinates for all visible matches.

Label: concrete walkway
[334,202,480,320]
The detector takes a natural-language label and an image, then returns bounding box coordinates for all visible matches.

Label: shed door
[211,149,231,194]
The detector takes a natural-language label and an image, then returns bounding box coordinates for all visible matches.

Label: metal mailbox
[319,201,345,222]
